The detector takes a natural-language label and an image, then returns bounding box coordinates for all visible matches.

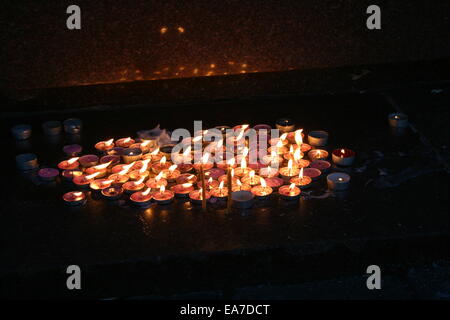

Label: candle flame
[240,157,247,169]
[155,172,163,181]
[231,168,235,177]
[139,159,151,173]
[104,138,114,146]
[208,177,213,183]
[193,135,202,143]
[249,170,255,178]
[242,147,249,158]
[280,132,288,141]
[217,139,223,148]
[202,153,210,164]
[183,146,191,156]
[187,174,195,180]
[219,181,224,189]
[227,158,236,166]
[181,183,192,188]
[276,140,283,148]
[289,145,294,154]
[142,188,151,196]
[160,156,166,164]
[260,177,267,188]
[86,172,101,180]
[160,185,165,193]
[73,192,83,197]
[295,129,303,145]
[123,137,131,143]
[141,140,151,147]
[299,167,304,178]
[241,124,249,130]
[198,188,203,199]
[135,176,146,185]
[151,148,160,155]
[289,183,296,191]
[94,161,112,170]
[102,179,114,185]
[294,148,301,162]
[236,129,245,141]
[169,164,178,173]
[288,159,293,170]
[236,179,242,186]
[68,157,79,164]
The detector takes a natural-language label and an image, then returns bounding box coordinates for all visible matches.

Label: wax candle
[73,172,101,188]
[176,173,197,185]
[210,181,228,199]
[241,170,262,186]
[177,163,194,173]
[145,172,168,189]
[58,157,80,170]
[79,155,99,168]
[151,156,171,173]
[89,178,114,191]
[279,183,301,201]
[171,183,195,197]
[153,186,175,204]
[101,186,124,200]
[218,169,240,185]
[308,130,329,147]
[115,137,135,148]
[287,129,304,144]
[388,113,408,128]
[122,176,146,194]
[38,168,59,181]
[290,148,310,168]
[62,169,83,181]
[63,118,82,134]
[142,148,163,163]
[251,178,273,199]
[269,133,289,146]
[95,138,115,152]
[232,180,252,191]
[327,172,351,191]
[196,177,219,190]
[303,167,322,180]
[100,155,121,166]
[111,162,134,174]
[275,118,295,133]
[279,160,300,182]
[42,121,62,136]
[63,144,82,157]
[234,158,253,177]
[84,161,112,178]
[262,151,284,166]
[216,154,237,170]
[63,191,86,206]
[122,148,143,164]
[289,168,312,189]
[130,140,152,153]
[11,124,32,140]
[189,188,211,205]
[129,159,151,180]
[308,149,329,161]
[264,177,284,190]
[267,140,288,155]
[161,164,181,182]
[193,153,214,171]
[259,166,280,178]
[310,160,331,172]
[16,153,39,171]
[130,188,153,206]
[332,148,355,167]
[108,171,130,184]
[232,190,255,208]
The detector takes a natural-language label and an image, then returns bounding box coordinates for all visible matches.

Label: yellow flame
[169,164,178,172]
[177,26,185,33]
[142,188,151,196]
[260,178,267,188]
[160,185,165,193]
[231,168,235,177]
[160,156,166,164]
[289,145,294,154]
[141,140,151,147]
[135,176,146,185]
[295,129,303,145]
[236,179,242,186]
[208,177,213,183]
[276,140,283,148]
[183,146,191,156]
[188,174,195,180]
[219,181,224,189]
[299,167,304,178]
[193,135,202,143]
[104,138,114,146]
[249,170,255,178]
[94,161,112,170]
[123,137,131,143]
[182,183,193,188]
[241,157,247,169]
[67,157,79,164]
[155,172,163,181]
[341,149,345,154]
[160,27,168,34]
[73,192,83,197]
[202,153,210,164]
[139,159,151,173]
[236,130,245,141]
[242,147,249,158]
[241,124,249,130]
[288,159,293,170]
[151,148,160,155]
[86,172,101,180]
[294,149,301,162]
[280,132,288,140]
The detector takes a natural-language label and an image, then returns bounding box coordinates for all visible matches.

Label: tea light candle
[251,178,273,199]
[196,177,219,190]
[84,161,112,178]
[101,186,124,200]
[123,176,146,194]
[108,171,130,184]
[310,160,331,172]
[122,148,143,164]
[38,168,59,181]
[129,159,151,180]
[287,129,304,144]
[290,168,312,189]
[332,148,355,166]
[73,172,101,188]
[308,149,329,161]
[111,162,134,174]
[231,190,254,208]
[193,160,214,172]
[171,183,195,197]
[63,191,86,206]
[241,171,262,186]
[89,178,114,191]
[42,121,62,136]
[153,186,175,204]
[275,118,295,133]
[218,169,240,185]
[210,181,228,200]
[189,188,211,205]
[279,183,301,201]
[264,177,284,190]
[248,161,267,173]
[130,188,153,206]
[58,157,80,170]
[388,113,408,128]
[269,133,289,146]
[63,144,82,157]
[161,164,181,182]
[116,137,135,148]
[234,158,253,177]
[232,180,252,191]
[142,148,163,162]
[152,156,172,173]
[130,140,152,153]
[262,151,284,166]
[216,154,237,170]
[63,118,82,134]
[308,130,329,147]
[100,155,121,166]
[62,169,83,181]
[205,167,225,180]
[177,163,194,173]
[279,160,300,182]
[259,166,280,178]
[176,173,197,185]
[267,140,288,155]
[145,173,168,189]
[327,172,351,191]
[95,138,115,152]
[160,144,177,159]
[106,147,125,156]
[16,153,39,171]
[303,167,322,180]
[79,155,99,168]
[11,124,32,140]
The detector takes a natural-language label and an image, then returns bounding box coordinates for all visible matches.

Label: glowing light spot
[177,26,185,33]
[160,27,168,34]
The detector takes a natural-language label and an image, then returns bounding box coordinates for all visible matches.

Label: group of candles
[15,118,357,209]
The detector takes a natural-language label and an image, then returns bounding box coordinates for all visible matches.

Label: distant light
[160,27,168,34]
[177,26,185,33]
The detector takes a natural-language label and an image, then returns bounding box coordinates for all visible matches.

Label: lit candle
[142,147,163,163]
[57,157,80,170]
[129,159,151,180]
[84,161,112,178]
[61,169,83,181]
[269,132,289,146]
[73,172,101,188]
[308,149,329,161]
[287,129,304,144]
[161,164,181,182]
[171,183,195,197]
[241,170,262,186]
[196,177,219,190]
[267,139,288,155]
[232,179,252,191]
[332,148,355,167]
[289,168,312,189]
[259,166,280,178]
[63,191,86,206]
[95,138,115,152]
[89,178,114,191]
[326,172,351,191]
[279,159,300,182]
[130,187,153,206]
[193,153,214,171]
[189,188,211,205]
[151,156,171,173]
[218,168,240,185]
[292,148,310,168]
[115,137,135,148]
[153,185,175,204]
[101,186,124,200]
[38,168,59,181]
[176,173,197,185]
[388,113,408,128]
[279,183,301,201]
[234,157,253,177]
[275,118,295,133]
[292,129,312,153]
[100,155,121,166]
[262,150,284,166]
[216,154,238,170]
[303,167,322,180]
[122,148,143,164]
[78,154,99,168]
[145,172,168,189]
[211,181,228,199]
[122,176,146,194]
[308,130,329,147]
[250,178,273,199]
[111,162,134,174]
[264,177,284,190]
[129,140,152,153]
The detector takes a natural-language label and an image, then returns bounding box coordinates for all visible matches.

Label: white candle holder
[308,130,329,147]
[327,172,351,191]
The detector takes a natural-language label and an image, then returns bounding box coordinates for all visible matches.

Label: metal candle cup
[153,189,175,204]
[231,182,252,192]
[176,173,197,185]
[308,130,329,147]
[42,121,62,136]
[108,172,130,184]
[289,174,312,189]
[210,185,228,200]
[62,169,83,181]
[63,118,82,134]
[161,168,181,182]
[232,190,255,208]
[279,184,301,201]
[388,113,408,128]
[79,155,99,168]
[73,173,100,188]
[89,179,114,191]
[332,148,355,166]
[11,124,32,140]
[303,168,322,181]
[259,166,280,178]
[189,189,211,205]
[115,137,135,148]
[308,149,329,161]
[129,170,150,181]
[250,185,273,199]
[327,172,351,191]
[57,158,80,170]
[241,172,262,186]
[264,177,284,190]
[101,186,124,200]
[16,153,39,171]
[130,189,153,206]
[63,144,82,157]
[38,168,59,181]
[275,118,295,133]
[123,180,146,194]
[279,164,300,182]
[171,183,195,197]
[63,191,86,206]
[122,148,143,164]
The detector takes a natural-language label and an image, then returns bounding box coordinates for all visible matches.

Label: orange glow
[242,147,249,158]
[160,27,168,34]
[299,167,304,178]
[202,153,210,164]
[160,185,165,193]
[260,178,267,188]
[139,159,151,173]
[135,176,146,185]
[73,192,83,197]
[276,140,283,148]
[151,148,160,155]
[219,181,224,190]
[177,26,185,33]
[160,156,167,165]
[208,177,213,183]
[294,149,301,162]
[249,170,255,178]
[182,183,193,188]
[295,129,303,145]
[231,168,235,177]
[155,172,164,181]
[104,138,114,146]
[141,140,151,147]
[288,159,293,170]
[280,133,288,141]
[183,146,191,156]
[94,161,112,170]
[142,188,151,196]
[169,164,178,172]
[240,157,247,169]
[68,157,79,164]
[86,172,101,180]
[236,179,242,186]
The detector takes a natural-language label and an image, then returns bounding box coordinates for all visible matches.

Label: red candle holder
[332,148,355,166]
